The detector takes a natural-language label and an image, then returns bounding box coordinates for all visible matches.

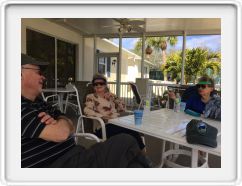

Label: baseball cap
[186,119,218,148]
[21,53,49,67]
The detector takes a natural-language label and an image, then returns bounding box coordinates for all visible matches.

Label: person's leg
[49,134,152,168]
[95,124,145,150]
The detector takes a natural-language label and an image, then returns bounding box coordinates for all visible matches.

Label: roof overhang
[46,18,221,38]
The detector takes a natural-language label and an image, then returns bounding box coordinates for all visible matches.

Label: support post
[93,35,97,74]
[117,33,122,97]
[181,31,186,85]
[141,34,145,78]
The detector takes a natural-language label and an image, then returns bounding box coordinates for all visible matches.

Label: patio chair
[181,85,218,102]
[129,82,161,110]
[160,140,209,168]
[129,82,144,110]
[64,82,107,142]
[41,92,61,109]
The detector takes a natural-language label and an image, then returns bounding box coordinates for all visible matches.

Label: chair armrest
[45,94,59,102]
[77,115,107,141]
[67,93,76,97]
[73,132,101,143]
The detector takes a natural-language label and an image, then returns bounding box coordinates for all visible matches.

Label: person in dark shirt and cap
[21,53,152,168]
[168,76,221,121]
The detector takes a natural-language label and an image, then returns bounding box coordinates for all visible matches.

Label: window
[26,29,55,88]
[57,40,76,87]
[26,29,76,88]
[97,56,111,78]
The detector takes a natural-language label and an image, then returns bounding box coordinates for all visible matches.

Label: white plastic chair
[64,83,82,115]
[41,92,61,109]
[64,83,107,142]
[159,140,208,168]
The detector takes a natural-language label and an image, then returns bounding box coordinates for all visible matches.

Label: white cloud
[186,35,221,51]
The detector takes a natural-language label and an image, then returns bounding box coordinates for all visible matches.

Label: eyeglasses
[197,121,207,135]
[93,82,106,87]
[22,67,43,76]
[197,84,211,89]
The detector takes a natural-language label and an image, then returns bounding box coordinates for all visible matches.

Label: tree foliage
[164,48,221,84]
[132,36,178,67]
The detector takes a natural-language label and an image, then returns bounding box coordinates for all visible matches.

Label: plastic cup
[134,110,143,125]
[180,102,186,112]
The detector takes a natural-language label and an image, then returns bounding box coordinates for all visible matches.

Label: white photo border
[0,1,241,186]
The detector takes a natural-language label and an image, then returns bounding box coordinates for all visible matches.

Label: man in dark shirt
[21,53,152,168]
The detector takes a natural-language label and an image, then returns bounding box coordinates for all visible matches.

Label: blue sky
[112,35,221,53]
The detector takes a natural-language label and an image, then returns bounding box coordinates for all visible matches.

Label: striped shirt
[21,96,75,168]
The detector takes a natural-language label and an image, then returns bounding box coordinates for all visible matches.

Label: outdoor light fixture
[112,59,117,66]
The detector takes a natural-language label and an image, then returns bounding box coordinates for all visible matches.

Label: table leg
[58,93,64,112]
[191,149,198,168]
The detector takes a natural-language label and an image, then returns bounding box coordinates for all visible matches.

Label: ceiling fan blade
[102,24,120,28]
[132,25,144,33]
[113,18,127,25]
[114,18,145,25]
[128,20,145,25]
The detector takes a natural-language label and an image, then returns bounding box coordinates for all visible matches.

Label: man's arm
[39,113,75,142]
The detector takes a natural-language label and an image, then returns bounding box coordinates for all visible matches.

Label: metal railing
[107,82,170,107]
[107,81,221,107]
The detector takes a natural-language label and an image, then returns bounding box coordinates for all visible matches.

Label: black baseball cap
[186,119,218,148]
[21,53,49,67]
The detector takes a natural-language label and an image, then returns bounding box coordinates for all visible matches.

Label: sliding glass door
[26,29,76,88]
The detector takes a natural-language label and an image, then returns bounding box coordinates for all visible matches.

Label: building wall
[21,18,83,81]
[83,38,150,82]
[21,18,150,82]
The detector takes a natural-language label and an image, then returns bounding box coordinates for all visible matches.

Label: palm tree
[133,36,178,64]
[146,36,178,65]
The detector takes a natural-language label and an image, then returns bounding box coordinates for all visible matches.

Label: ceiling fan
[103,18,145,33]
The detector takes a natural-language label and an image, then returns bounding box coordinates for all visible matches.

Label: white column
[181,31,186,85]
[141,34,145,78]
[93,35,97,74]
[117,33,122,97]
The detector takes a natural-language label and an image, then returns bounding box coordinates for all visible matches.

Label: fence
[107,82,170,107]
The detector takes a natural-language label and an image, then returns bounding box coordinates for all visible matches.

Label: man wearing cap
[21,53,152,168]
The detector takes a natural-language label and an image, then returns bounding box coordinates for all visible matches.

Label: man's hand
[38,112,57,125]
[168,91,176,100]
[38,114,74,142]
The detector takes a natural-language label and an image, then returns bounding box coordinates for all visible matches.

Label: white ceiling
[47,18,221,38]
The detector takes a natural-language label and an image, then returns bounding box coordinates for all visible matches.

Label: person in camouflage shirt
[84,74,146,151]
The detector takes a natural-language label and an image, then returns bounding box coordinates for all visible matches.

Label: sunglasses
[22,67,43,76]
[93,82,106,87]
[197,84,211,89]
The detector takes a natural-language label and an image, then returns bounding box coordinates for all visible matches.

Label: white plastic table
[109,109,221,167]
[42,88,75,112]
